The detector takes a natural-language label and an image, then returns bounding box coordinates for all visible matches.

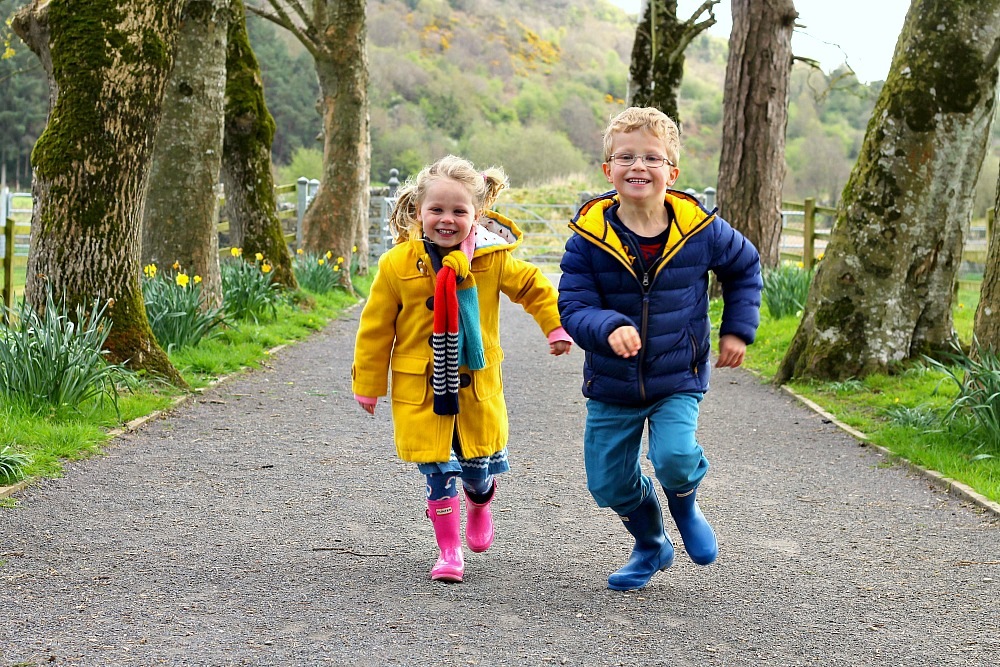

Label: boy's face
[418,177,479,249]
[603,129,679,204]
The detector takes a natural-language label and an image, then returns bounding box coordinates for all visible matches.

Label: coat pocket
[390,354,429,406]
[472,345,505,401]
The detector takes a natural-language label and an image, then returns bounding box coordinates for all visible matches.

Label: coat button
[459,373,471,388]
[426,296,434,310]
[428,334,434,347]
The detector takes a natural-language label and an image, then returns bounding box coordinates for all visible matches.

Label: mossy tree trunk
[220,0,297,290]
[628,0,719,125]
[974,170,1000,348]
[250,0,370,291]
[12,0,187,387]
[143,0,232,309]
[777,0,1000,383]
[716,0,797,270]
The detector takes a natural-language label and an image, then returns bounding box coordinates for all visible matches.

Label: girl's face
[603,129,679,204]
[418,177,479,249]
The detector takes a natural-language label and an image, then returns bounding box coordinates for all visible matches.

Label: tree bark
[628,0,719,125]
[221,0,297,290]
[777,0,1000,383]
[12,0,187,386]
[143,0,232,309]
[974,168,1000,348]
[716,0,797,269]
[251,0,370,290]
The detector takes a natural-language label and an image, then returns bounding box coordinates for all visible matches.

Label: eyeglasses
[608,153,675,168]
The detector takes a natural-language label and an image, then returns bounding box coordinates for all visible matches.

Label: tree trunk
[777,0,1000,383]
[220,0,297,290]
[716,0,797,269]
[974,170,1000,348]
[628,0,719,125]
[12,0,187,386]
[304,1,370,291]
[143,0,231,309]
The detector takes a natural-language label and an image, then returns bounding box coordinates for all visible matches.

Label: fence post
[387,168,400,196]
[803,197,816,270]
[295,177,309,249]
[702,187,716,210]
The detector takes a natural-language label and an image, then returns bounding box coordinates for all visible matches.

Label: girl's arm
[351,254,401,399]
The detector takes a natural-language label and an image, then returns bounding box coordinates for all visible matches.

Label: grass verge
[734,287,999,507]
[1,276,372,492]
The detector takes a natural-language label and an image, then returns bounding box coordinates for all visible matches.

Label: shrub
[762,263,814,320]
[142,264,230,352]
[0,288,131,413]
[221,250,284,323]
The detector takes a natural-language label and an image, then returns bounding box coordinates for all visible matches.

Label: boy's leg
[585,399,674,590]
[647,393,717,565]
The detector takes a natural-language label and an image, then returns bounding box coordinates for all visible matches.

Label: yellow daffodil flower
[255,252,264,261]
[172,261,181,270]
[176,273,190,287]
[194,275,202,284]
[318,258,325,265]
[143,264,157,278]
[352,245,358,253]
[325,251,333,259]
[337,256,345,264]
[296,248,304,255]
[262,263,272,273]
[231,247,242,257]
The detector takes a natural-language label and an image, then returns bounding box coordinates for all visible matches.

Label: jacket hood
[569,189,717,267]
[473,209,523,256]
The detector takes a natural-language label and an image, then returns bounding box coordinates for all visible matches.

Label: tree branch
[246,1,319,57]
[668,0,718,61]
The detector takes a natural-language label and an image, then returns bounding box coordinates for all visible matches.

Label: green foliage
[0,289,132,414]
[292,250,346,294]
[141,265,230,353]
[762,263,814,320]
[924,336,1000,456]
[221,255,284,323]
[0,442,30,485]
[275,147,323,185]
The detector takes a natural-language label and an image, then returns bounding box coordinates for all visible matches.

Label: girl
[352,155,572,583]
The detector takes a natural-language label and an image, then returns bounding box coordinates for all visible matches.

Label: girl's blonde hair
[387,154,509,243]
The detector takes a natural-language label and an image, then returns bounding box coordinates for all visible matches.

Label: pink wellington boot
[427,496,464,582]
[464,481,496,553]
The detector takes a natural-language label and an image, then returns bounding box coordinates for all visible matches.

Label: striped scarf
[429,249,484,415]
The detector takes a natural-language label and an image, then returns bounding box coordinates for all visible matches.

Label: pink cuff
[547,326,573,345]
[354,394,377,406]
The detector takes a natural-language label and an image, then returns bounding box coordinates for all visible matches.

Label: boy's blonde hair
[387,155,509,243]
[603,106,681,167]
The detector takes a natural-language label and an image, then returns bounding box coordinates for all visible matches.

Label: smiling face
[603,128,679,205]
[418,176,479,249]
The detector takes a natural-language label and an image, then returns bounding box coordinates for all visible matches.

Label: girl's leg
[457,449,508,554]
[647,393,716,565]
[420,468,464,582]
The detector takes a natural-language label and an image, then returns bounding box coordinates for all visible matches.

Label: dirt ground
[2,297,998,666]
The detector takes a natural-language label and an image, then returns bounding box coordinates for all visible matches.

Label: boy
[557,107,762,591]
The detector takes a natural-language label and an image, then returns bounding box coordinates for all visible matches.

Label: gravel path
[2,296,999,666]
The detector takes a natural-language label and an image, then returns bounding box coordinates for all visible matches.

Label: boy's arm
[709,218,763,345]
[557,238,634,355]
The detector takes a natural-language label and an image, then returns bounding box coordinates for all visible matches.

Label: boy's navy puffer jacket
[557,190,762,406]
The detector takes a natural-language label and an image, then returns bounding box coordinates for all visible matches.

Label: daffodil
[262,262,272,273]
[143,264,157,278]
[194,275,202,284]
[172,261,181,270]
[352,245,358,253]
[337,256,345,264]
[318,258,325,265]
[325,251,333,259]
[176,273,190,287]
[333,264,341,272]
[255,252,264,261]
[296,248,304,255]
[231,247,242,257]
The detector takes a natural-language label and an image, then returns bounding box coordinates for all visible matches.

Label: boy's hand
[549,340,572,356]
[609,325,641,358]
[716,334,746,368]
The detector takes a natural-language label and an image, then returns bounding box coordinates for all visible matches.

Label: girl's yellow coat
[352,212,562,463]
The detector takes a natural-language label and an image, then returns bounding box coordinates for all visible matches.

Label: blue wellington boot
[664,486,718,565]
[607,488,675,591]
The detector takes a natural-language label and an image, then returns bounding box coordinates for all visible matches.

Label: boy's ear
[667,166,680,187]
[602,162,613,182]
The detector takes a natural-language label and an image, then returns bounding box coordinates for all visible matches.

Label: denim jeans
[583,393,708,514]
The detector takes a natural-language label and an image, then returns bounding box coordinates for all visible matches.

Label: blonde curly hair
[603,106,681,168]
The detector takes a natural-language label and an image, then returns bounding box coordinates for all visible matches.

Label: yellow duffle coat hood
[352,211,563,463]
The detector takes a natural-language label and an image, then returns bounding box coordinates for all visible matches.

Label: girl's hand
[549,340,572,356]
[608,325,641,358]
[355,395,377,414]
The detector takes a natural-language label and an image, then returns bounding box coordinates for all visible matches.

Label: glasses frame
[608,153,676,168]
